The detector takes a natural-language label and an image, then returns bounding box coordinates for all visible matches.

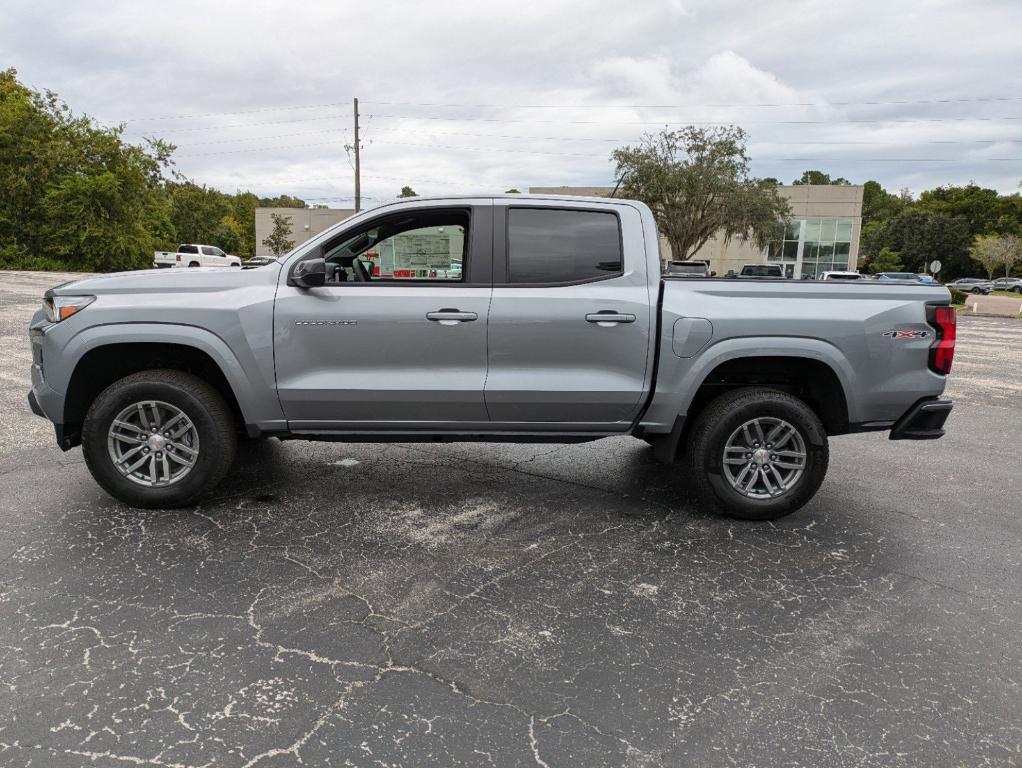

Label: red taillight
[176,254,181,261]
[928,305,956,375]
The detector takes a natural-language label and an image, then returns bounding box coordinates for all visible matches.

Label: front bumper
[889,397,953,440]
[29,362,76,450]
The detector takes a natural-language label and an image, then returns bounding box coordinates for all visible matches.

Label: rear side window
[508,208,622,283]
[179,245,198,254]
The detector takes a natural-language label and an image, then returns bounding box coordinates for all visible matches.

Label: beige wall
[528,185,864,278]
[254,207,354,256]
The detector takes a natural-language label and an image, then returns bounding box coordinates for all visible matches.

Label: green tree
[861,180,906,224]
[969,234,1007,279]
[792,170,850,186]
[869,248,903,274]
[874,210,974,277]
[262,213,295,256]
[398,186,417,198]
[612,126,790,261]
[0,68,174,270]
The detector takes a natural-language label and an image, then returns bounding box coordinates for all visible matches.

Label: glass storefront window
[761,217,854,278]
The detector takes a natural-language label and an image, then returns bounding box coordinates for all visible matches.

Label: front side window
[507,208,622,284]
[320,211,468,283]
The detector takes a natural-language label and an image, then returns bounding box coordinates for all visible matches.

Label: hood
[47,264,282,297]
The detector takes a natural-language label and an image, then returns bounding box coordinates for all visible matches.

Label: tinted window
[508,208,621,283]
[179,245,198,254]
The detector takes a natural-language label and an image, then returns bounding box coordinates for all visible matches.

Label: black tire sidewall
[83,376,231,508]
[695,391,828,520]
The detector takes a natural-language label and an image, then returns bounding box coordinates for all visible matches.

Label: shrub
[948,287,967,305]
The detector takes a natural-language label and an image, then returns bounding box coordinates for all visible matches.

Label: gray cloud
[2,0,1019,205]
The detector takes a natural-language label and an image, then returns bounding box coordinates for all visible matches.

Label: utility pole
[353,97,361,212]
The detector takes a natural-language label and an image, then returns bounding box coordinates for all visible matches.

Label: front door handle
[426,308,478,325]
[585,311,636,326]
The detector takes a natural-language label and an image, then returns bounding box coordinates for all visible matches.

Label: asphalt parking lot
[1,270,1020,767]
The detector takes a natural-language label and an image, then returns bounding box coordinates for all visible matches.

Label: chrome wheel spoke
[122,452,151,475]
[113,419,147,438]
[166,450,194,468]
[172,443,198,458]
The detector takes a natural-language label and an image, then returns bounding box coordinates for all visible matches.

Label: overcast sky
[2,0,1020,206]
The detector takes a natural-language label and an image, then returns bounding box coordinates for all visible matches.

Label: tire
[188,261,200,268]
[687,387,829,521]
[82,370,237,508]
[971,287,983,294]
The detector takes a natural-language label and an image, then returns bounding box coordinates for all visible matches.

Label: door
[273,203,493,430]
[484,202,653,428]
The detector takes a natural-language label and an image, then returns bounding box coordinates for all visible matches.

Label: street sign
[930,260,942,274]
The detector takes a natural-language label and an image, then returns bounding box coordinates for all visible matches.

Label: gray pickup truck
[28,194,955,520]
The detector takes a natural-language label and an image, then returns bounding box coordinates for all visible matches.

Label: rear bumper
[889,397,953,440]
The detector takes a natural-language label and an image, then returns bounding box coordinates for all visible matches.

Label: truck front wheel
[81,370,237,509]
[688,387,829,521]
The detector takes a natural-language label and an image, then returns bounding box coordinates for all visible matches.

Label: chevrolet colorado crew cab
[28,195,956,520]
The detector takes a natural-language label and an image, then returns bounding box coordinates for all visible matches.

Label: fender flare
[658,336,860,425]
[61,322,266,425]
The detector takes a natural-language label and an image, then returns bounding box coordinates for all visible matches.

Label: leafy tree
[612,126,790,261]
[257,194,307,208]
[869,248,903,274]
[0,68,174,270]
[1002,234,1022,277]
[262,213,294,256]
[792,170,850,186]
[398,186,417,198]
[874,210,974,277]
[862,180,906,224]
[969,234,1005,279]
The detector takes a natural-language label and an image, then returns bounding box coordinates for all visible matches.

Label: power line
[362,95,1022,109]
[112,93,1022,123]
[371,113,1022,126]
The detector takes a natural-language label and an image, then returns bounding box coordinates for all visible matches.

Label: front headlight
[43,295,95,323]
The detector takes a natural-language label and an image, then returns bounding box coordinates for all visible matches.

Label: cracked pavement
[1,271,1020,766]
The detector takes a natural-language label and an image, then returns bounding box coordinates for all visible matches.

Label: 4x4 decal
[882,330,931,339]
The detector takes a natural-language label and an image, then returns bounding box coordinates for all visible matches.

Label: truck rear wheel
[688,387,829,521]
[81,370,237,509]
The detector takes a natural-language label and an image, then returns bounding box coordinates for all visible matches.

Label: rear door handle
[585,311,636,326]
[426,308,478,325]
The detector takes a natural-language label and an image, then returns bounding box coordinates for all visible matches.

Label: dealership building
[529,184,864,279]
[256,185,863,279]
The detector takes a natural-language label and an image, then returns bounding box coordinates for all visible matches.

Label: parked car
[738,264,785,278]
[990,277,1022,293]
[819,271,864,281]
[875,272,923,283]
[154,244,242,269]
[28,194,954,521]
[665,260,712,277]
[946,277,994,294]
[916,274,939,285]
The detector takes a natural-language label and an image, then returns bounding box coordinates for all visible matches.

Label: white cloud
[2,0,1020,200]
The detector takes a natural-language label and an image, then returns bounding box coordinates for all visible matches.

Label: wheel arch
[60,327,261,447]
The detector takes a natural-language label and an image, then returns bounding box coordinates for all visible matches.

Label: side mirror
[289,258,326,288]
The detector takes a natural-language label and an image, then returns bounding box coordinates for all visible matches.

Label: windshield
[668,264,707,275]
